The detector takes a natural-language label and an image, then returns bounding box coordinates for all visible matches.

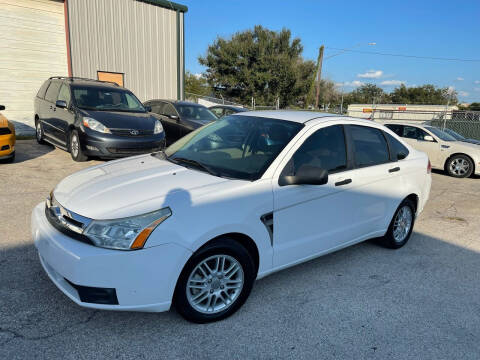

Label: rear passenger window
[282,125,347,175]
[36,80,50,99]
[349,125,390,168]
[45,81,61,103]
[385,124,403,136]
[384,132,409,161]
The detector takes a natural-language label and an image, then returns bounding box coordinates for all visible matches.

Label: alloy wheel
[449,158,469,176]
[186,255,244,314]
[71,134,79,158]
[393,206,413,243]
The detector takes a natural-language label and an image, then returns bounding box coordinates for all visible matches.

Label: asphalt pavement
[1,140,479,359]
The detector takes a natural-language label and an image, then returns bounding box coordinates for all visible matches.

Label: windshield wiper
[170,157,219,177]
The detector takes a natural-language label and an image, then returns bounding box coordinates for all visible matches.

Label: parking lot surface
[1,140,479,359]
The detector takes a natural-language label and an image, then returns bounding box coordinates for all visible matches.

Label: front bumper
[32,202,192,312]
[79,129,166,159]
[0,134,15,158]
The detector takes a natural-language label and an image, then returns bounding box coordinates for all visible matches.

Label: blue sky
[180,0,480,102]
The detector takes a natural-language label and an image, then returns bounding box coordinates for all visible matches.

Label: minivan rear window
[44,81,61,103]
[36,80,50,99]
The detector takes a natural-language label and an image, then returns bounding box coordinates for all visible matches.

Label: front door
[272,124,358,268]
[401,125,443,167]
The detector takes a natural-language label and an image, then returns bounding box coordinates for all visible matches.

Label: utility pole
[314,45,324,109]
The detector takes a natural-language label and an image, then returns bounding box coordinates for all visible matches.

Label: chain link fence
[185,92,280,111]
[366,110,480,140]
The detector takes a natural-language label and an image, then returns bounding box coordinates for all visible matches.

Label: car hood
[79,109,157,130]
[449,140,480,152]
[53,154,245,219]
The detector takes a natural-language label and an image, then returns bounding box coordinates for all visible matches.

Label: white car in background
[32,111,431,323]
[384,123,480,178]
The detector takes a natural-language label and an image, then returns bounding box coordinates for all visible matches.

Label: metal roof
[139,0,188,13]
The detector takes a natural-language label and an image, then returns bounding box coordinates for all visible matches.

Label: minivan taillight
[427,159,432,174]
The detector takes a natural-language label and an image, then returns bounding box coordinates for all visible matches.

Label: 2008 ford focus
[32,111,431,323]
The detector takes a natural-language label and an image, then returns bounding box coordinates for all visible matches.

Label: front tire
[174,239,256,323]
[69,130,88,162]
[446,155,473,178]
[378,198,415,249]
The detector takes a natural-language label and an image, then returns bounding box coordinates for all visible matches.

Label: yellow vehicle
[0,105,15,163]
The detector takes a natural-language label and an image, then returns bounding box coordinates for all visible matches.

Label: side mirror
[56,100,67,109]
[397,152,407,160]
[0,105,5,111]
[169,114,179,121]
[423,135,434,142]
[144,105,152,112]
[279,165,328,186]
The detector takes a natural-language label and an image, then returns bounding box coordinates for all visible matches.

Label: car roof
[210,104,247,110]
[146,99,205,107]
[234,110,345,123]
[49,77,123,89]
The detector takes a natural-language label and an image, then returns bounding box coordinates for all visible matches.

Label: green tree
[199,25,315,108]
[390,84,457,105]
[344,84,388,105]
[185,71,210,96]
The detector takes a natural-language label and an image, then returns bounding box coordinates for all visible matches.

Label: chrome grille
[46,194,92,236]
[110,128,154,137]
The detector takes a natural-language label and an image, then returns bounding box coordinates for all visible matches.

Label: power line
[325,47,480,62]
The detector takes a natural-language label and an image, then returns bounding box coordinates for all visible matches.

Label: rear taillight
[427,159,432,174]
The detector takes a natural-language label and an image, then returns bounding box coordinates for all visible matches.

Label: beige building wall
[0,0,68,132]
[67,0,185,102]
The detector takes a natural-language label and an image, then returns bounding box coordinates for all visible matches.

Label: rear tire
[69,130,88,162]
[446,154,473,178]
[377,198,415,249]
[35,120,46,145]
[174,238,256,323]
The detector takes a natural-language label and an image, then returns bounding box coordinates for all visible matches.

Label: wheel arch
[405,193,419,213]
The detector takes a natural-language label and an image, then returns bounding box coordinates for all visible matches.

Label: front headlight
[154,120,163,134]
[83,208,171,250]
[83,117,111,133]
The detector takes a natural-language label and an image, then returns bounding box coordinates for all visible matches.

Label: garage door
[0,0,68,134]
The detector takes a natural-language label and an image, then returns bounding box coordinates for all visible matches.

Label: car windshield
[175,104,218,121]
[443,128,465,140]
[163,116,303,180]
[425,126,457,141]
[72,86,146,112]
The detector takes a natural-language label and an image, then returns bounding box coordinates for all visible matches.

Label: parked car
[384,123,480,178]
[144,100,217,144]
[33,111,431,323]
[209,104,248,118]
[442,127,480,145]
[34,77,165,162]
[0,105,15,163]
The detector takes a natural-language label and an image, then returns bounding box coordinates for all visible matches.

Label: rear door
[344,124,403,234]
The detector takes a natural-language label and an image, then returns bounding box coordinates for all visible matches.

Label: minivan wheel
[35,120,46,144]
[378,199,415,249]
[174,239,255,323]
[69,130,88,162]
[446,155,473,178]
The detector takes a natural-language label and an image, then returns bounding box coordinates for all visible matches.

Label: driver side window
[282,125,347,176]
[403,126,430,141]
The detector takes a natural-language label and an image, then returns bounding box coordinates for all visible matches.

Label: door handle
[49,106,53,109]
[389,167,400,173]
[335,178,352,186]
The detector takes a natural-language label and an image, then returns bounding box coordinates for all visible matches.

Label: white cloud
[447,86,455,94]
[344,80,365,87]
[380,80,405,86]
[456,77,464,81]
[474,80,480,84]
[458,91,469,97]
[193,73,204,79]
[357,70,383,79]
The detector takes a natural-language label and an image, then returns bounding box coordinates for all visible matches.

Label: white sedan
[32,111,431,323]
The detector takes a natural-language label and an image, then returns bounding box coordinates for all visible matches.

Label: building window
[97,71,124,87]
